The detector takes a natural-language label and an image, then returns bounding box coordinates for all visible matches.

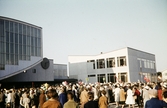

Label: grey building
[68,47,157,83]
[0,16,69,83]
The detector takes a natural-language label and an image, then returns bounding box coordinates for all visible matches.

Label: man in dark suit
[84,92,99,108]
[145,89,167,108]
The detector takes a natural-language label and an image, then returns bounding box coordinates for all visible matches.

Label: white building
[68,47,157,83]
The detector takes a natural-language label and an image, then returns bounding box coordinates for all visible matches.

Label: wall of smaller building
[2,59,54,82]
[54,64,68,79]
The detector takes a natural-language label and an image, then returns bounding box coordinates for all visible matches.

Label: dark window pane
[35,28,37,37]
[15,55,18,65]
[10,33,14,43]
[10,43,14,53]
[6,54,9,64]
[23,25,26,35]
[31,27,33,36]
[0,19,4,36]
[10,54,14,65]
[14,22,18,33]
[10,22,13,32]
[6,43,9,53]
[15,33,18,43]
[27,36,30,45]
[15,44,18,54]
[31,46,34,56]
[35,37,37,47]
[37,29,41,38]
[5,20,9,31]
[19,54,22,60]
[19,45,22,55]
[38,38,41,47]
[23,35,26,45]
[19,23,22,34]
[31,37,34,46]
[19,34,22,44]
[23,45,26,55]
[6,32,9,42]
[27,26,30,36]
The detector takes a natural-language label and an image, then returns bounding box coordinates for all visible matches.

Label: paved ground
[108,103,141,108]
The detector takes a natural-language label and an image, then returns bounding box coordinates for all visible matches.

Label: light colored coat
[99,96,108,108]
[120,88,126,101]
[64,100,78,108]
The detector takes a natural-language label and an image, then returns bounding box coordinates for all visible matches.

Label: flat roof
[0,16,42,29]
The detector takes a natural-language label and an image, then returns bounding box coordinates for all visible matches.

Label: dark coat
[84,100,99,108]
[145,98,167,108]
[59,92,67,107]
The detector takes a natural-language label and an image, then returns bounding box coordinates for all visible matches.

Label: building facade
[68,47,157,83]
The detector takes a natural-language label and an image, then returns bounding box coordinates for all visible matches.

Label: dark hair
[163,91,167,98]
[67,91,74,99]
[48,89,58,99]
[101,90,106,95]
[115,85,117,88]
[88,92,94,100]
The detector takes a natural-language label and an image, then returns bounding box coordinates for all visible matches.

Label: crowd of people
[1,81,167,108]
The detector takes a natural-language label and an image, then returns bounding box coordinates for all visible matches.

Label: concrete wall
[54,64,68,79]
[2,59,54,82]
[0,56,42,80]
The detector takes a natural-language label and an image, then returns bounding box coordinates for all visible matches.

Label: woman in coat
[119,86,126,108]
[125,86,135,108]
[99,90,108,108]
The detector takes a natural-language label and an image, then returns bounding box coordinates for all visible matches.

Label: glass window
[31,46,34,56]
[31,27,33,36]
[6,43,9,53]
[31,37,34,46]
[0,36,4,42]
[15,44,18,54]
[0,19,4,36]
[19,23,22,34]
[97,59,105,69]
[27,46,30,55]
[38,38,41,47]
[87,60,95,69]
[107,73,116,83]
[6,54,9,64]
[38,47,41,56]
[19,54,22,60]
[37,29,41,38]
[0,42,4,53]
[23,35,26,45]
[23,25,26,35]
[15,55,18,65]
[10,22,13,32]
[10,43,14,53]
[117,56,126,67]
[6,32,9,42]
[97,74,106,83]
[14,22,18,33]
[23,45,26,55]
[5,20,9,31]
[10,54,14,65]
[35,28,37,37]
[19,34,22,44]
[10,33,14,43]
[27,26,30,36]
[27,36,30,45]
[19,45,22,55]
[107,58,115,68]
[35,37,37,47]
[15,33,18,43]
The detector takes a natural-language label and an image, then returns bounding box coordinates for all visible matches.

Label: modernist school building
[68,47,157,83]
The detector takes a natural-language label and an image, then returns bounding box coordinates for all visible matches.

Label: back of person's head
[101,90,106,96]
[87,92,94,101]
[48,89,58,99]
[67,91,74,100]
[163,91,167,98]
[115,85,117,88]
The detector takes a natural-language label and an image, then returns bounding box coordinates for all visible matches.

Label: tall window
[107,73,116,83]
[107,58,115,68]
[97,59,105,69]
[87,60,95,69]
[97,74,105,83]
[117,56,126,67]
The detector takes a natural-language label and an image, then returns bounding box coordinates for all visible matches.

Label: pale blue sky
[0,0,167,71]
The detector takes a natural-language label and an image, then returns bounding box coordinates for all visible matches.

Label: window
[106,58,115,68]
[117,56,126,67]
[88,74,95,77]
[107,73,116,83]
[97,74,105,83]
[97,59,105,69]
[87,60,95,69]
[32,69,36,73]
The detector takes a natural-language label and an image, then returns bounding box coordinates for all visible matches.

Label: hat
[145,86,150,90]
[148,89,157,97]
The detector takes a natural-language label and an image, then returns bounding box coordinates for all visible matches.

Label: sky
[0,0,167,71]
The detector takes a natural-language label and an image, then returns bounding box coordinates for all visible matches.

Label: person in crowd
[59,86,67,107]
[23,94,30,108]
[114,85,120,108]
[119,86,126,108]
[0,91,4,108]
[157,85,163,100]
[145,89,167,108]
[99,90,108,108]
[84,92,98,108]
[80,87,88,108]
[39,90,46,108]
[19,97,24,108]
[64,91,78,108]
[42,89,62,108]
[134,87,141,107]
[143,85,150,108]
[125,86,135,108]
